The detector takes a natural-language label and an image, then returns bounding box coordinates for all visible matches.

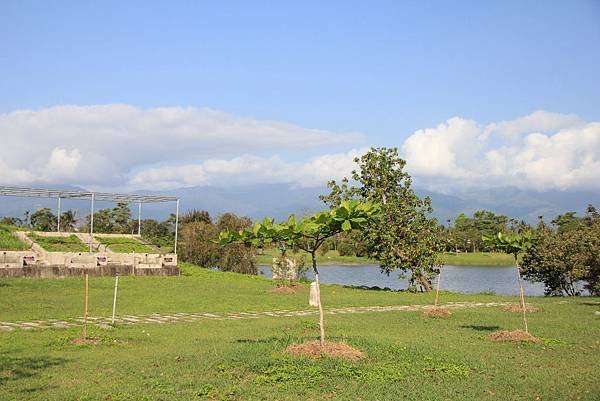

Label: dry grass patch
[489,330,541,343]
[423,306,452,318]
[501,303,540,313]
[286,341,365,361]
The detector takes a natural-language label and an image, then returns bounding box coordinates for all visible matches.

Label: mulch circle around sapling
[501,303,540,313]
[423,306,452,317]
[285,341,365,361]
[489,330,541,343]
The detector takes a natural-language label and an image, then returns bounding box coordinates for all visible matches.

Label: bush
[522,206,600,296]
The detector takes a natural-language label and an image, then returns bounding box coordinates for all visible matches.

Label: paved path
[0,301,511,332]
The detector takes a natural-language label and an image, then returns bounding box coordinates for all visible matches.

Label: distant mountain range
[0,183,598,225]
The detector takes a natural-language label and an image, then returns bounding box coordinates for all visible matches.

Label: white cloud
[1,106,598,193]
[42,148,82,180]
[402,111,600,191]
[0,104,363,187]
[129,149,367,190]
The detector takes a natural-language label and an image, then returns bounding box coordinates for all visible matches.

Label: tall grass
[0,224,29,250]
[28,233,89,252]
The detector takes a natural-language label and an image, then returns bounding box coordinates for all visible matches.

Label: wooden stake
[434,268,442,307]
[83,273,89,339]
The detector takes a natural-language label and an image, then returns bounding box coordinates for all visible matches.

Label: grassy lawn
[442,252,515,266]
[95,237,156,253]
[0,265,598,400]
[0,225,29,251]
[257,248,516,267]
[27,233,88,253]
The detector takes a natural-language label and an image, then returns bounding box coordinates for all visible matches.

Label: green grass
[27,233,88,252]
[95,236,156,253]
[0,225,29,251]
[442,252,515,266]
[257,248,516,267]
[0,265,598,400]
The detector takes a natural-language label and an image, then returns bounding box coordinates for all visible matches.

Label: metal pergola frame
[0,186,180,254]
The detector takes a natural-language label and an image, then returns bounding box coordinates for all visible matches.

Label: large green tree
[321,147,444,291]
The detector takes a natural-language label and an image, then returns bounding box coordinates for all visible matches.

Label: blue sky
[1,1,599,192]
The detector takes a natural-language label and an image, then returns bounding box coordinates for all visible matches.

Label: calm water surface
[258,264,547,296]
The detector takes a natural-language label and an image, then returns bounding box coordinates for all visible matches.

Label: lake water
[258,264,548,296]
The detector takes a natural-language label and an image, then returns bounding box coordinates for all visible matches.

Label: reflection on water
[258,264,547,296]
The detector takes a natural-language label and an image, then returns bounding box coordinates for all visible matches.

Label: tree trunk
[312,251,325,347]
[515,261,529,333]
[419,275,432,292]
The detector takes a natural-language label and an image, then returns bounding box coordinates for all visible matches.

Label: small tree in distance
[219,200,380,347]
[483,231,534,333]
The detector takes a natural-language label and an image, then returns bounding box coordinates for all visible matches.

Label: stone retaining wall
[0,264,180,278]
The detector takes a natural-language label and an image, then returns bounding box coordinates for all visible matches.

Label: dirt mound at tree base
[71,337,101,345]
[489,330,541,343]
[501,303,540,313]
[270,284,301,294]
[285,341,365,361]
[423,306,452,317]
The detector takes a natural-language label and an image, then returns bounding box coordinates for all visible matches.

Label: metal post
[83,273,89,339]
[57,197,61,232]
[111,274,119,325]
[174,199,179,254]
[138,202,142,236]
[89,193,95,253]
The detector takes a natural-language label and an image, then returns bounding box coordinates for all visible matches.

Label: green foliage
[84,202,134,234]
[59,210,78,232]
[444,210,525,253]
[180,212,256,274]
[521,205,600,296]
[28,233,89,252]
[140,219,174,252]
[180,209,212,225]
[0,224,29,250]
[552,211,581,233]
[218,200,381,273]
[322,147,444,291]
[179,221,220,267]
[482,231,534,260]
[30,208,57,231]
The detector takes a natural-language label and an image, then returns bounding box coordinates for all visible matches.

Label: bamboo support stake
[516,264,529,333]
[315,273,325,347]
[111,274,119,325]
[83,273,89,339]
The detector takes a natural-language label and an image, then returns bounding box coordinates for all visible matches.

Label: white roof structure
[0,185,180,254]
[0,185,177,203]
